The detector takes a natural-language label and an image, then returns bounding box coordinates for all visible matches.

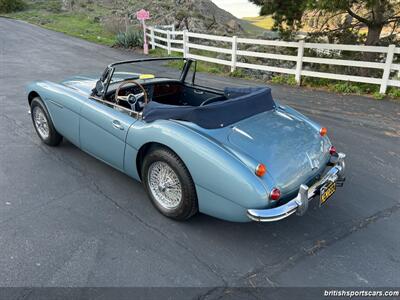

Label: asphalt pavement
[0,18,399,299]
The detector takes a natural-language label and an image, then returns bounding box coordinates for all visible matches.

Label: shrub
[271,74,296,86]
[332,82,363,94]
[114,29,143,48]
[208,67,221,74]
[387,87,400,98]
[229,69,246,78]
[302,77,333,87]
[0,0,26,13]
[270,75,287,84]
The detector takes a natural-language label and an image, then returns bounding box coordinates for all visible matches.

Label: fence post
[295,40,305,85]
[231,36,238,73]
[172,24,176,39]
[167,31,171,55]
[150,27,155,50]
[380,44,395,94]
[183,30,189,58]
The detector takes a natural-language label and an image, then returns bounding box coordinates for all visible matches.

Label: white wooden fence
[146,26,400,94]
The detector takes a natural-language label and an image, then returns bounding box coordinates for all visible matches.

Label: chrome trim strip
[247,152,346,222]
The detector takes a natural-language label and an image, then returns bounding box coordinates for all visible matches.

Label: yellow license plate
[320,181,336,205]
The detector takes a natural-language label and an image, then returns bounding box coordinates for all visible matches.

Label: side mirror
[95,80,105,95]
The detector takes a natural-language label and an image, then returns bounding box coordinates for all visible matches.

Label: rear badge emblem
[306,152,319,170]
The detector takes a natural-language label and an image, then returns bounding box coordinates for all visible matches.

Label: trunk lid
[204,109,331,195]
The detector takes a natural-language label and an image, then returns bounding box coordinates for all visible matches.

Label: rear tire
[31,97,63,146]
[142,147,198,220]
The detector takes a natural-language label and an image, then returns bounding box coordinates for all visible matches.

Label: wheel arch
[136,142,181,180]
[28,91,41,105]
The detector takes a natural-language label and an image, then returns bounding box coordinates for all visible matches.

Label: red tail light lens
[270,188,281,201]
[329,146,337,155]
[255,163,267,177]
[320,127,327,136]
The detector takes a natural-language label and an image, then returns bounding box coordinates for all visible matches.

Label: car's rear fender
[125,119,272,211]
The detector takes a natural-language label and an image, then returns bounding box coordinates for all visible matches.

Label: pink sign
[136,9,150,55]
[136,9,150,21]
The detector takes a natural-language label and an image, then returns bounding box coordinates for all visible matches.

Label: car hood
[197,109,331,195]
[60,75,98,96]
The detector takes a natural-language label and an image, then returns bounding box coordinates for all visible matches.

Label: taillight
[329,146,337,155]
[255,163,266,177]
[320,127,327,136]
[270,188,281,201]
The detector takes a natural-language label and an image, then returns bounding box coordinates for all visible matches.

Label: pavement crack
[88,181,228,287]
[197,287,223,300]
[235,201,400,286]
[16,288,34,300]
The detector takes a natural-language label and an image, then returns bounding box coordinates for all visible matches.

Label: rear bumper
[247,153,346,222]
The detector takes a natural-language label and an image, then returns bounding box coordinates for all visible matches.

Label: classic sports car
[27,57,346,222]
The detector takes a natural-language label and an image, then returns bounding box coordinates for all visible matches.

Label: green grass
[301,77,400,100]
[259,74,400,100]
[2,0,115,46]
[271,74,297,86]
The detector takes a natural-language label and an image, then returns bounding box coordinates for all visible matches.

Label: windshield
[109,58,187,84]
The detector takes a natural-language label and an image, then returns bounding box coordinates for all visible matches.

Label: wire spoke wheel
[33,106,50,139]
[147,161,182,210]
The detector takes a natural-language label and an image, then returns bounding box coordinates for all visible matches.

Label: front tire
[142,147,198,220]
[31,97,63,146]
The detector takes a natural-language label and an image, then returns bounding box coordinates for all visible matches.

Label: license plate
[320,181,336,205]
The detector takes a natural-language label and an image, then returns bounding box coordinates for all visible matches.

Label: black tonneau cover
[142,87,276,129]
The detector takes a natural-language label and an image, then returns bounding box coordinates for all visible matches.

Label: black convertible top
[142,87,276,129]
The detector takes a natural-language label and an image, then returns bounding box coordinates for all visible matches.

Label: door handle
[194,89,204,95]
[112,120,124,130]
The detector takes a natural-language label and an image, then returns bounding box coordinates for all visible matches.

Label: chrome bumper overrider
[247,153,346,222]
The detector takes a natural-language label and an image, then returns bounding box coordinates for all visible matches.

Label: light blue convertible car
[27,58,346,222]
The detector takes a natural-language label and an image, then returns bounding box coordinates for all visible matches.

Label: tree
[0,0,26,13]
[249,0,400,45]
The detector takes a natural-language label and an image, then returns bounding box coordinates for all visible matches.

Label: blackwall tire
[31,97,63,146]
[142,147,198,220]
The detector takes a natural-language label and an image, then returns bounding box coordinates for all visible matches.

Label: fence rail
[146,26,400,94]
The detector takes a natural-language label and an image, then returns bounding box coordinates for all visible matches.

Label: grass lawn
[1,1,115,46]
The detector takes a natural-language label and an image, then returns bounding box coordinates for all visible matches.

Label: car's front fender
[26,81,87,147]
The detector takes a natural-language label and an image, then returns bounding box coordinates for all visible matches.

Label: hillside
[61,0,256,35]
[1,0,267,47]
[242,16,274,30]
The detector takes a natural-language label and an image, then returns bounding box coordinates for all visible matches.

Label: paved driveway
[0,18,399,298]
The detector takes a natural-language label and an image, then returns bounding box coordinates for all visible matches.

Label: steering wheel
[115,80,149,108]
